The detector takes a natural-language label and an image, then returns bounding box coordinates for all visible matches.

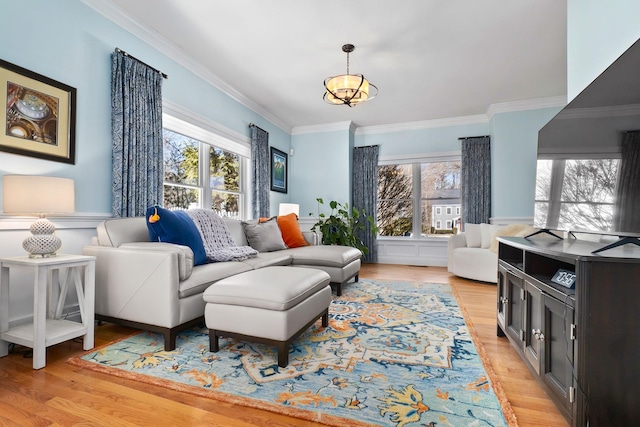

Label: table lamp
[278,203,299,217]
[2,175,75,257]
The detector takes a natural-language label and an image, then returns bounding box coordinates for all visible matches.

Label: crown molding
[355,114,489,136]
[81,0,292,134]
[486,96,566,119]
[291,121,355,135]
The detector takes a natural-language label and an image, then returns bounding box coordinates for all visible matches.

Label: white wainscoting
[377,238,449,266]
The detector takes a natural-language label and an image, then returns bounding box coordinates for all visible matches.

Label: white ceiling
[93,0,567,131]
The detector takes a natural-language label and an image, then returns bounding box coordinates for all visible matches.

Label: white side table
[0,254,96,369]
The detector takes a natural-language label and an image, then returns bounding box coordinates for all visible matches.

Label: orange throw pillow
[277,213,308,248]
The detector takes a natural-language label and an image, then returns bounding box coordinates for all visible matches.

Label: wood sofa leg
[164,330,177,351]
[277,341,288,367]
[335,283,343,297]
[321,309,329,327]
[209,330,219,352]
[354,274,359,282]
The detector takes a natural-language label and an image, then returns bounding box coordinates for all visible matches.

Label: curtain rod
[115,48,168,79]
[458,135,490,140]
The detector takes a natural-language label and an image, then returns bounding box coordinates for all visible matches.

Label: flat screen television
[533,37,640,253]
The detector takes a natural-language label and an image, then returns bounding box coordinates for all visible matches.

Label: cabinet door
[524,280,543,375]
[504,270,525,347]
[541,293,575,416]
[497,265,507,335]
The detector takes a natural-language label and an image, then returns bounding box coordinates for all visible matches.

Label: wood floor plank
[0,264,568,426]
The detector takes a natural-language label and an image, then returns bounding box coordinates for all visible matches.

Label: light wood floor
[0,264,568,427]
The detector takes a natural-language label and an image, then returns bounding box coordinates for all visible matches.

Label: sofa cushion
[286,245,362,268]
[178,261,252,299]
[242,218,287,252]
[465,223,482,248]
[277,213,308,248]
[240,252,292,269]
[97,216,149,247]
[145,206,207,265]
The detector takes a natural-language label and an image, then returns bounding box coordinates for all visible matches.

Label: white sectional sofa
[447,223,537,283]
[82,215,362,350]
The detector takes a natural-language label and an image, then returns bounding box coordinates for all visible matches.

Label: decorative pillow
[481,224,505,249]
[465,223,482,248]
[277,213,308,248]
[145,206,207,265]
[242,217,287,252]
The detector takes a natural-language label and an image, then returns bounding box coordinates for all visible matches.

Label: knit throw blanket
[186,209,257,262]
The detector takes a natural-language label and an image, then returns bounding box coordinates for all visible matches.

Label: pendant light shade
[323,44,378,107]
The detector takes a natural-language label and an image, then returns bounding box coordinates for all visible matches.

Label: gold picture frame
[1,59,76,164]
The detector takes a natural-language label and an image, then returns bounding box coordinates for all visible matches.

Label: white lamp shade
[278,203,300,217]
[3,175,75,215]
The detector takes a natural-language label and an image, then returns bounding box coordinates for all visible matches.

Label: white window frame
[379,151,461,239]
[162,102,252,219]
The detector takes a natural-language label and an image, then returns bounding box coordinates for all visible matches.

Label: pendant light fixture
[323,44,378,107]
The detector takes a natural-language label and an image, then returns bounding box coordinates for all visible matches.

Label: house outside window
[162,114,249,219]
[377,157,461,237]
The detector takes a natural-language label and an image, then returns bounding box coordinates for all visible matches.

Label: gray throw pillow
[242,218,287,252]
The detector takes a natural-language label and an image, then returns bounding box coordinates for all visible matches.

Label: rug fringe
[449,285,519,427]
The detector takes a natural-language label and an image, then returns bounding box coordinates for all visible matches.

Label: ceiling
[96,0,567,131]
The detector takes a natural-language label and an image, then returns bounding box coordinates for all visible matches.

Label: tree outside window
[377,160,461,237]
[163,128,242,218]
[535,158,619,231]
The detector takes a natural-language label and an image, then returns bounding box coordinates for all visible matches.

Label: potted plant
[309,198,378,255]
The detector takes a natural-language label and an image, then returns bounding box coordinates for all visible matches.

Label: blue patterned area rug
[69,280,517,427]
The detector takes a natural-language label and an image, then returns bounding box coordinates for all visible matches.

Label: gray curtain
[353,145,379,262]
[111,51,164,217]
[250,125,269,218]
[461,136,491,226]
[614,130,640,231]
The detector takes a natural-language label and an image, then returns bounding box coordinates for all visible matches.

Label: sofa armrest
[82,245,182,328]
[447,233,467,272]
[302,231,319,246]
[119,242,194,281]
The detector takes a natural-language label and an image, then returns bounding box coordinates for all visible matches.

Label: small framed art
[270,146,287,193]
[1,59,76,164]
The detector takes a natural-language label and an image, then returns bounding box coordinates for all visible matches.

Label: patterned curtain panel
[614,130,640,232]
[353,145,379,263]
[250,125,269,218]
[461,136,491,227]
[111,51,164,217]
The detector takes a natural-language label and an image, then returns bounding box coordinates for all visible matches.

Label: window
[162,114,249,219]
[377,157,461,237]
[535,158,619,231]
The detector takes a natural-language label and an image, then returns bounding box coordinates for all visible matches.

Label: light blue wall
[567,0,640,100]
[291,130,352,218]
[489,108,562,219]
[0,0,289,217]
[355,123,490,157]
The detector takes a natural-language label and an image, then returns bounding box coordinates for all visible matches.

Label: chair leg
[321,309,329,327]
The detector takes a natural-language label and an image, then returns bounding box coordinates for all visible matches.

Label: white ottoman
[203,266,331,367]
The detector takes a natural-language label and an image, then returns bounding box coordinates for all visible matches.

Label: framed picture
[270,146,288,193]
[0,59,76,164]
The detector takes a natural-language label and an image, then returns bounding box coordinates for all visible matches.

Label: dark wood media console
[496,236,640,427]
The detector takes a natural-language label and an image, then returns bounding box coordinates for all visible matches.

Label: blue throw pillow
[145,206,207,266]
